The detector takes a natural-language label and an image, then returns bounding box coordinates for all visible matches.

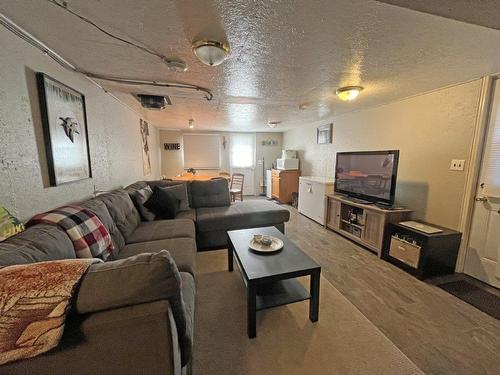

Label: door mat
[438,280,500,320]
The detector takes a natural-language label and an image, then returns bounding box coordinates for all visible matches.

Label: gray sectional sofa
[0,178,289,374]
[126,178,290,250]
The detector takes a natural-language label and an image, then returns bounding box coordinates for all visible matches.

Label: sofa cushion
[127,219,195,244]
[0,224,75,266]
[133,186,156,221]
[196,200,290,233]
[144,186,179,220]
[190,179,230,208]
[124,181,148,195]
[1,300,180,375]
[96,190,141,241]
[179,272,195,366]
[175,209,196,222]
[80,198,126,252]
[75,250,193,367]
[75,251,181,314]
[118,237,196,276]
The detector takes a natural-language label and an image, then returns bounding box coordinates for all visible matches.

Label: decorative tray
[248,236,284,253]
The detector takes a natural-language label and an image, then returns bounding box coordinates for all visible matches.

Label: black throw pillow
[144,186,180,220]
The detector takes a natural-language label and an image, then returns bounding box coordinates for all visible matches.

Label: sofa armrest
[75,250,181,314]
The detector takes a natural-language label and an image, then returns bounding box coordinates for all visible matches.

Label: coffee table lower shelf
[256,279,310,311]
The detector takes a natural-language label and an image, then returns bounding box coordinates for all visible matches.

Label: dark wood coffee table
[227,226,321,338]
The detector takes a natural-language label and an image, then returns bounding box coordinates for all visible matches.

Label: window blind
[183,134,220,169]
[484,80,500,198]
[230,133,256,168]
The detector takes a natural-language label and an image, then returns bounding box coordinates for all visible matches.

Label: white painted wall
[0,27,160,221]
[284,81,482,229]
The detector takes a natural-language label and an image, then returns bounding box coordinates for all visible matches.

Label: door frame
[456,75,495,272]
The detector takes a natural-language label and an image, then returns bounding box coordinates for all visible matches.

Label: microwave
[276,158,299,170]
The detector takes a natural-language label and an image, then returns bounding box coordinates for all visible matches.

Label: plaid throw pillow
[27,205,114,260]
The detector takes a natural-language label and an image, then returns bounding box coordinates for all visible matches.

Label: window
[183,134,220,169]
[230,133,255,168]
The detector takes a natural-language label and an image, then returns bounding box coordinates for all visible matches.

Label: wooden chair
[230,173,244,202]
[218,171,231,187]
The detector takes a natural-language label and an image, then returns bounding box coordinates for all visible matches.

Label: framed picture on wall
[140,119,151,176]
[36,73,92,186]
[317,123,333,144]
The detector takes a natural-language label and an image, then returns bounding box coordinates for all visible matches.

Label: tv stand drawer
[389,237,421,268]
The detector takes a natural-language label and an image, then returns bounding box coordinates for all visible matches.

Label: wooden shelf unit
[325,194,412,256]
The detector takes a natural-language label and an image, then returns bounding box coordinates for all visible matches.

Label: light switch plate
[450,159,465,171]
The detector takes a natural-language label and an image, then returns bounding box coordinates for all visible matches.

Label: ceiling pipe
[0,13,213,101]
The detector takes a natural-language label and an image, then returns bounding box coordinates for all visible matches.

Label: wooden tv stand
[324,194,412,256]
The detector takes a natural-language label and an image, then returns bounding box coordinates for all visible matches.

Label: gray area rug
[193,250,423,375]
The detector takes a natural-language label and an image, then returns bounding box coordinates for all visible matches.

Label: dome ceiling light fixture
[335,86,364,101]
[268,121,281,129]
[192,40,230,66]
[188,119,195,129]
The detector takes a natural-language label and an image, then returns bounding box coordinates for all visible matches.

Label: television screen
[335,150,399,204]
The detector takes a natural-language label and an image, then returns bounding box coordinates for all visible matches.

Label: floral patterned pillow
[0,206,24,242]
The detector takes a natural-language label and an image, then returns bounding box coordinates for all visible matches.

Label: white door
[464,78,500,288]
[229,133,256,196]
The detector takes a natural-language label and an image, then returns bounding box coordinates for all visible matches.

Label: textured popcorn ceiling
[2,0,500,131]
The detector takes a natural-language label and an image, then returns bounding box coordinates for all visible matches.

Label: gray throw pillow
[134,186,156,221]
[160,184,189,212]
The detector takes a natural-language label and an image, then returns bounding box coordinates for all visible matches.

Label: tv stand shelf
[325,194,412,256]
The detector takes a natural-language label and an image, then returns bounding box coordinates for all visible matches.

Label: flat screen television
[334,150,400,205]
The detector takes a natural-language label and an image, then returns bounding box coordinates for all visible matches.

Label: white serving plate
[248,236,284,253]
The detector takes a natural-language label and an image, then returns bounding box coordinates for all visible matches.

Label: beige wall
[283,80,482,229]
[159,130,282,194]
[0,27,161,221]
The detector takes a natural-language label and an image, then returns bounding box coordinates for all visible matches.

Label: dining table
[171,173,230,182]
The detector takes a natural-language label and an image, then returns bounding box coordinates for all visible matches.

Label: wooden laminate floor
[280,203,500,375]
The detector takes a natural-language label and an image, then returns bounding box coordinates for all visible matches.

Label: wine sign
[164,143,181,150]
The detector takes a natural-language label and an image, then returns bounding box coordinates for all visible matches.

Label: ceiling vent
[135,94,172,110]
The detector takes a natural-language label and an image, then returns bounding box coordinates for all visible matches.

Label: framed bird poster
[36,73,91,186]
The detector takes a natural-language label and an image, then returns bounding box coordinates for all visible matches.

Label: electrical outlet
[450,159,465,171]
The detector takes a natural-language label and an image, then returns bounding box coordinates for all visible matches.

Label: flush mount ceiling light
[335,86,364,101]
[268,121,281,129]
[188,119,194,129]
[192,40,230,66]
